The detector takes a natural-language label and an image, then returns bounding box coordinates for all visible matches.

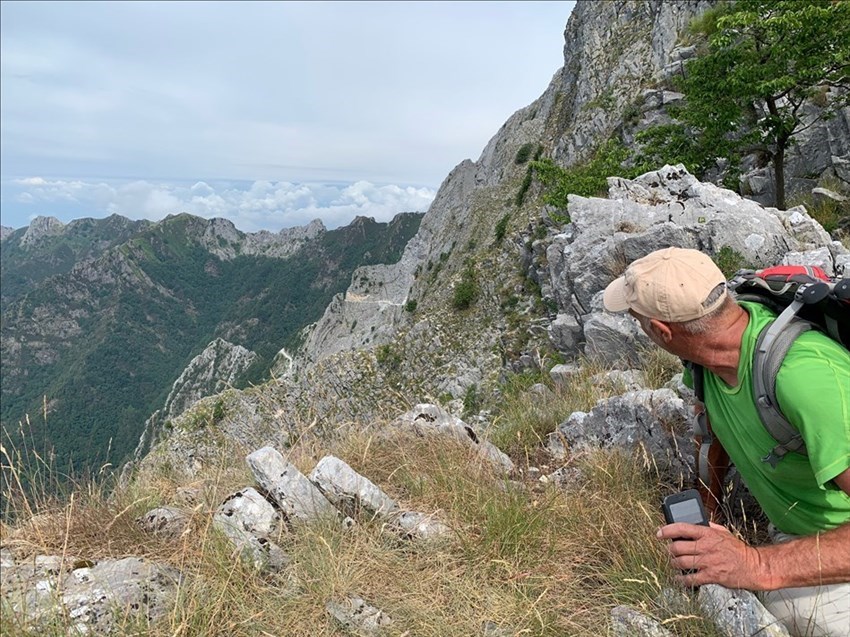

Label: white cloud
[10,177,436,232]
[15,177,48,186]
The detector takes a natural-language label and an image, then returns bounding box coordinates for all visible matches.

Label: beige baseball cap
[603,247,727,322]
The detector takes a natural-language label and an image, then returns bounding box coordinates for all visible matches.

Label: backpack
[690,265,850,490]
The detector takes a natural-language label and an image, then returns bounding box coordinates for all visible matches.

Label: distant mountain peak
[20,215,65,246]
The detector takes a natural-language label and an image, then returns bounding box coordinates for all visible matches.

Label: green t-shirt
[697,301,850,536]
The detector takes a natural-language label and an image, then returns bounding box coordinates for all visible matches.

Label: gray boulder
[590,369,648,393]
[548,313,583,354]
[1,553,81,626]
[388,511,452,541]
[393,403,479,443]
[698,584,791,637]
[548,389,693,478]
[781,247,836,276]
[246,446,339,524]
[610,605,675,637]
[3,555,181,635]
[811,187,848,204]
[215,487,281,537]
[832,155,850,184]
[392,404,514,473]
[61,558,181,634]
[477,440,515,474]
[583,311,652,366]
[549,363,582,387]
[546,165,842,366]
[309,455,399,519]
[136,506,189,539]
[326,596,393,636]
[213,487,288,572]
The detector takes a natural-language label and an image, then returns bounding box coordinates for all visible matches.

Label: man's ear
[648,318,674,343]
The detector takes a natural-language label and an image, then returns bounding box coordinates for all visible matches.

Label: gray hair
[677,284,734,335]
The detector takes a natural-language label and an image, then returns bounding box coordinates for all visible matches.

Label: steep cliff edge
[293,0,718,401]
[134,2,729,475]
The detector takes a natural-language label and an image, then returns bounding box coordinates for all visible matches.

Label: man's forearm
[660,520,850,590]
[757,523,850,590]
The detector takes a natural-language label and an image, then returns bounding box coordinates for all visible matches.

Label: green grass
[712,245,753,278]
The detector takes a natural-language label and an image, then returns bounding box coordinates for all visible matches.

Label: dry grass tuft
[489,356,624,460]
[638,346,684,390]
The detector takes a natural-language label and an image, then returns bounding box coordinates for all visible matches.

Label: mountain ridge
[1,211,423,473]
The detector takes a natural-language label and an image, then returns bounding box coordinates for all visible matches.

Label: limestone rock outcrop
[546,164,846,364]
[18,215,66,247]
[1,554,181,635]
[133,338,259,461]
[699,585,791,637]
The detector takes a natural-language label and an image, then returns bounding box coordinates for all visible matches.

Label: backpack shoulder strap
[683,360,715,486]
[753,301,811,468]
[690,361,705,403]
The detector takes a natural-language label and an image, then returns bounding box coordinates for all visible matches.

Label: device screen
[669,498,705,524]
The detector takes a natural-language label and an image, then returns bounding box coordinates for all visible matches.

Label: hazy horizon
[1,1,575,232]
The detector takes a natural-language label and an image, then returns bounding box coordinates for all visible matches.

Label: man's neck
[685,306,750,387]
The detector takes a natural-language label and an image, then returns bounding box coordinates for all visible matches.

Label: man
[602,247,850,637]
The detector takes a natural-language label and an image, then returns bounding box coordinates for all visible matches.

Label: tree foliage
[531,139,633,214]
[653,0,850,209]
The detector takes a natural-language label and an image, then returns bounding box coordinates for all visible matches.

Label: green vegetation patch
[1,213,423,478]
[452,264,480,311]
[635,0,850,209]
[494,213,511,243]
[712,245,753,278]
[526,139,635,214]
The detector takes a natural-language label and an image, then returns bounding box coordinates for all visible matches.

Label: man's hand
[657,522,769,590]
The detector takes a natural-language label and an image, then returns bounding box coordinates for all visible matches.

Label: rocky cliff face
[741,98,850,206]
[133,338,259,462]
[301,1,718,360]
[0,214,152,309]
[191,215,326,260]
[294,1,721,391]
[548,164,846,366]
[474,0,713,183]
[161,338,259,422]
[300,0,849,371]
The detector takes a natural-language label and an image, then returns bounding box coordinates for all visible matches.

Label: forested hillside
[0,212,422,475]
[0,215,150,310]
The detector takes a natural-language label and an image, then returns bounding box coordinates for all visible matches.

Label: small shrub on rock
[515,143,536,165]
[712,245,752,278]
[452,266,479,310]
[494,214,510,242]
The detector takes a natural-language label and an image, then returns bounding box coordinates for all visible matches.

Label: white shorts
[758,530,850,637]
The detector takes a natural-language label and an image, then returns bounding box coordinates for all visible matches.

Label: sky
[0,1,575,233]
